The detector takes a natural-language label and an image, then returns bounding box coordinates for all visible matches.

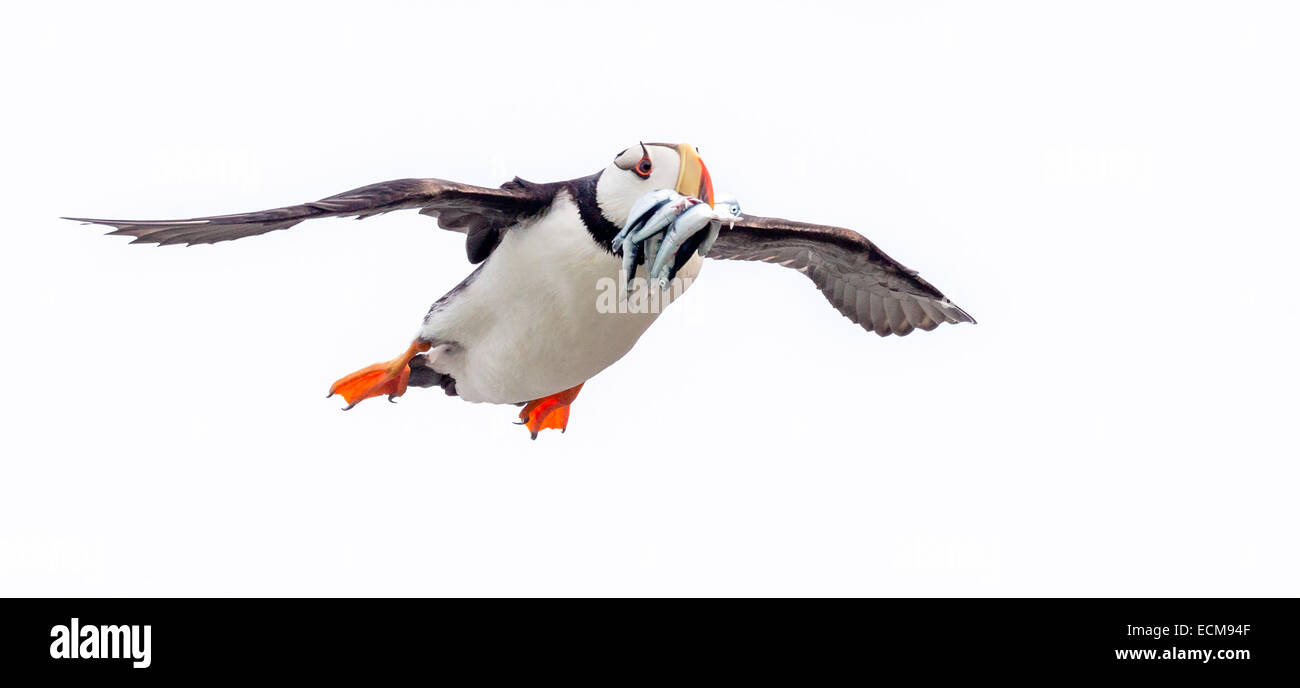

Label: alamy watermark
[50,618,151,669]
[595,274,694,314]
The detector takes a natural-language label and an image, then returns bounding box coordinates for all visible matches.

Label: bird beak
[675,144,714,207]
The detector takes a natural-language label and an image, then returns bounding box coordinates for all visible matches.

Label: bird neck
[568,172,621,251]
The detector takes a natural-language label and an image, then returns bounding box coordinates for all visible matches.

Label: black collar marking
[567,171,622,251]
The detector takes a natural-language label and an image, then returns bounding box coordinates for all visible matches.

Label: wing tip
[857,297,976,337]
[62,217,196,248]
[943,300,977,325]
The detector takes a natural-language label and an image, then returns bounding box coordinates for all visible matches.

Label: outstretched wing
[707,214,974,336]
[66,177,558,263]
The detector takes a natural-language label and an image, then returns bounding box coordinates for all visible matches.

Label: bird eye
[634,157,653,178]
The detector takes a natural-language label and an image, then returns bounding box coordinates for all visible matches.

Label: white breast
[418,191,701,404]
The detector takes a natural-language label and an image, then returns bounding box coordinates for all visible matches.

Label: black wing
[66,176,558,263]
[707,215,974,337]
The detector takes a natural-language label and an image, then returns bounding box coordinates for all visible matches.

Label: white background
[2,1,1297,596]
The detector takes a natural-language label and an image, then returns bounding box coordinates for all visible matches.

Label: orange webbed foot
[517,383,584,440]
[328,340,430,410]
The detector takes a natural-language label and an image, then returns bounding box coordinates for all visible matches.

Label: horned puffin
[68,143,974,438]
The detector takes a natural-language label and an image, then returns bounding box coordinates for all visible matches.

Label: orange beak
[674,143,714,207]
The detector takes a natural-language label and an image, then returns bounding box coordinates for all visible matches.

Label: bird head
[595,142,714,226]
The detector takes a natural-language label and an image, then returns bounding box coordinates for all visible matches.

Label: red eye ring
[634,157,653,178]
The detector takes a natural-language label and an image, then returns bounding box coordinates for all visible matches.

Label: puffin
[68,143,974,438]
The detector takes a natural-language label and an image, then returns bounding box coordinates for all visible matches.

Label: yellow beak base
[674,144,715,207]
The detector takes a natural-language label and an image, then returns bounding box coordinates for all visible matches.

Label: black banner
[1,598,1290,678]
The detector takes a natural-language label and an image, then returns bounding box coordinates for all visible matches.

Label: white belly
[418,192,701,404]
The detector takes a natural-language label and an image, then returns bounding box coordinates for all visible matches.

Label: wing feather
[707,214,974,336]
[67,177,556,263]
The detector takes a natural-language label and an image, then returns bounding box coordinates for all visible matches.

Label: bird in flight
[68,142,974,438]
